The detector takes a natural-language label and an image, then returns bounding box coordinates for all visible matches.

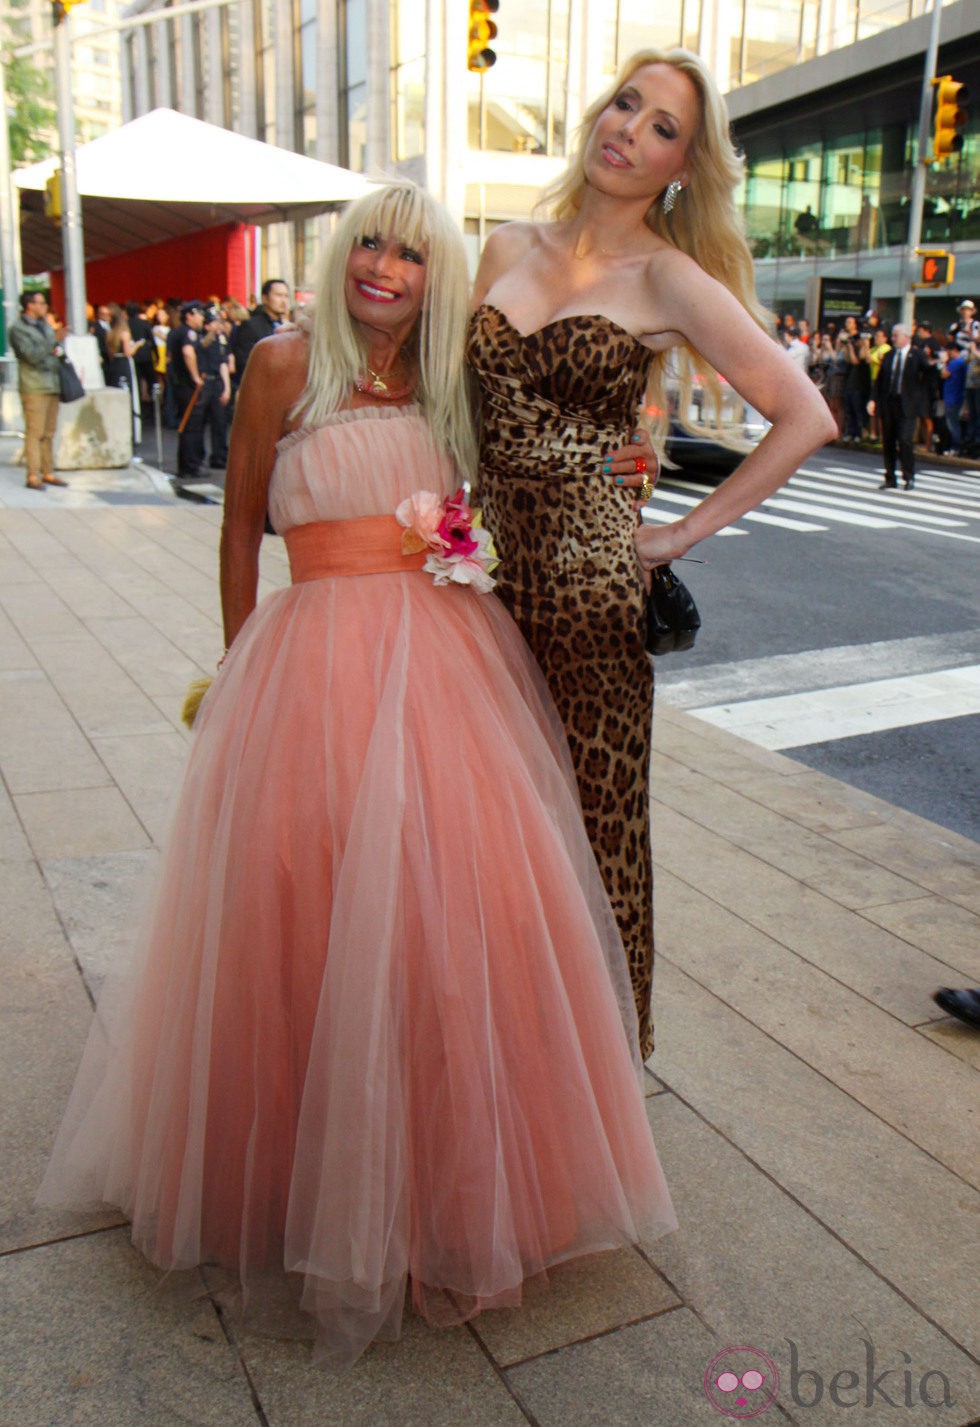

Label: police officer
[198,306,232,468]
[169,300,207,478]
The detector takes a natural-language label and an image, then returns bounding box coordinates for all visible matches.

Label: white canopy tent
[13,108,377,273]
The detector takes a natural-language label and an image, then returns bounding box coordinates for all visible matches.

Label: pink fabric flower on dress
[395,490,445,554]
[395,487,498,593]
[436,489,479,559]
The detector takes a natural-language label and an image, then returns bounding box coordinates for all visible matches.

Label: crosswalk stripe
[660,460,980,539]
[758,495,894,528]
[689,665,980,750]
[784,478,967,526]
[649,487,823,533]
[802,469,980,516]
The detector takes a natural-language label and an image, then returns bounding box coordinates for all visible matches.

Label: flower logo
[704,1347,780,1419]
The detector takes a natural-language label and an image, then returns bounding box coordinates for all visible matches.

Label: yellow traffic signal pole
[900,0,943,330]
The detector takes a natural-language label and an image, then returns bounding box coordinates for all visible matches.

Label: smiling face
[583,62,700,204]
[345,233,427,343]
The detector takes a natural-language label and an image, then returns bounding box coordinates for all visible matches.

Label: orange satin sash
[284,517,427,583]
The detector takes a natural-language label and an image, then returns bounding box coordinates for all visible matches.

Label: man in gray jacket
[8,290,69,489]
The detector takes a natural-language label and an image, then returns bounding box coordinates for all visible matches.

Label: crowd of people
[84,282,294,478]
[774,297,980,458]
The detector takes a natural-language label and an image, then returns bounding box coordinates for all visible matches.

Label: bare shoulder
[251,327,308,376]
[482,221,539,263]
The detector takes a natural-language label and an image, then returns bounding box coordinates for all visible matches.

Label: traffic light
[44,172,61,223]
[932,75,969,160]
[916,249,956,288]
[468,0,498,72]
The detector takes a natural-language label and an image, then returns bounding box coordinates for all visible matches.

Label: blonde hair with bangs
[540,49,772,457]
[296,182,477,479]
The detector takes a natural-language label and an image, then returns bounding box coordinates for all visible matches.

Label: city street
[649,447,980,840]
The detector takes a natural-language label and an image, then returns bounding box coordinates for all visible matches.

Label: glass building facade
[730,23,980,317]
[115,0,978,295]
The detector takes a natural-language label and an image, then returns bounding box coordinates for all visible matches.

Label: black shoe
[904,480,915,489]
[933,988,980,1029]
[878,480,898,490]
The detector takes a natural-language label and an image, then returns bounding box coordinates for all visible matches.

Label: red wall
[49,223,255,313]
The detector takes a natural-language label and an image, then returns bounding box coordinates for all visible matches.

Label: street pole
[52,0,87,334]
[0,55,21,345]
[901,0,944,330]
[0,54,24,426]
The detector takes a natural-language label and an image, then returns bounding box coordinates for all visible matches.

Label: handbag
[58,355,85,403]
[645,564,701,655]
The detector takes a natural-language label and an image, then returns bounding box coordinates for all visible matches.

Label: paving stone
[0,578,86,640]
[42,849,160,996]
[858,894,980,982]
[0,599,36,666]
[643,1096,980,1426]
[0,665,113,796]
[718,765,892,834]
[831,821,980,914]
[918,1019,980,1070]
[654,869,979,1188]
[0,781,32,860]
[238,1309,530,1427]
[85,614,209,696]
[0,1232,259,1426]
[470,1247,679,1368]
[30,631,175,739]
[652,958,979,1357]
[0,544,39,588]
[505,1306,720,1426]
[14,785,152,859]
[652,772,924,910]
[90,731,187,843]
[0,858,124,1252]
[652,812,963,1026]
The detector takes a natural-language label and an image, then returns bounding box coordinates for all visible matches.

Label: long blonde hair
[295,182,476,479]
[540,49,771,455]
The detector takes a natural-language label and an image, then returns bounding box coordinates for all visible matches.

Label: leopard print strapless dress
[467,304,657,1058]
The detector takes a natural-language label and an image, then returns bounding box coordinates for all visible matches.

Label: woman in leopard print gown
[467,50,835,1058]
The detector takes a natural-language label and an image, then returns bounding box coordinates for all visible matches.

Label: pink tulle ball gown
[38,404,676,1367]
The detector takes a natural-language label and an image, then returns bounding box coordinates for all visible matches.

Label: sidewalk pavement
[1,446,978,1427]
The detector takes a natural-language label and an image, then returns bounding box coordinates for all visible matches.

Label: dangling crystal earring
[663,180,683,215]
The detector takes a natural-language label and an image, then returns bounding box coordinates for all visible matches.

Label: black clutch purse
[645,565,701,655]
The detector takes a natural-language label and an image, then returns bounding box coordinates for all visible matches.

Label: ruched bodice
[467,303,658,1057]
[468,304,651,452]
[268,405,456,533]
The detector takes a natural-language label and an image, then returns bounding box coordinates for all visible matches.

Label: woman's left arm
[635,254,838,569]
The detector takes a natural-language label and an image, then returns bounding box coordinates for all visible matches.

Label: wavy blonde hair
[540,48,771,456]
[295,182,476,479]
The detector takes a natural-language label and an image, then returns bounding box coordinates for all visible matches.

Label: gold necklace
[354,363,415,400]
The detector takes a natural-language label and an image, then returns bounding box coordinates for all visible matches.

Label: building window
[468,0,571,155]
[340,0,368,169]
[299,0,317,155]
[390,0,424,162]
[615,0,684,63]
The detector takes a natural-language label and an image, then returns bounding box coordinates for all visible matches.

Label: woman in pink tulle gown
[39,183,675,1367]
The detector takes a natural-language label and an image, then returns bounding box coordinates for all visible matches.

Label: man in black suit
[233,278,290,379]
[868,323,929,489]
